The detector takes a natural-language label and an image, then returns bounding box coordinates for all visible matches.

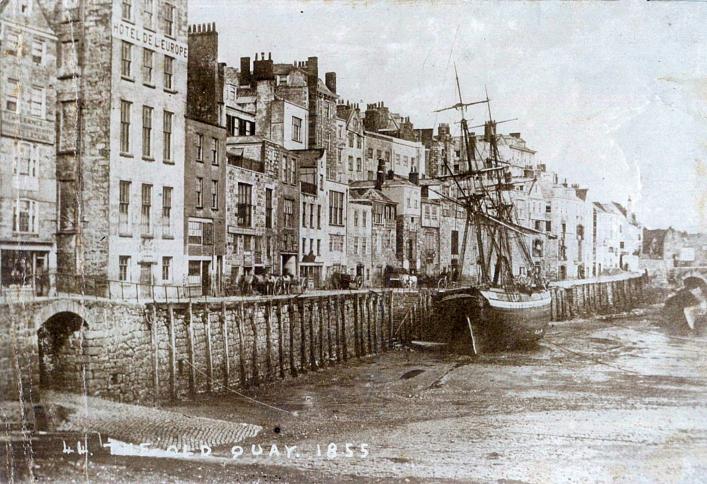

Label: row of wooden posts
[549,274,647,321]
[147,291,398,401]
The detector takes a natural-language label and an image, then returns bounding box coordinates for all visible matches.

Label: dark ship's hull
[435,288,551,353]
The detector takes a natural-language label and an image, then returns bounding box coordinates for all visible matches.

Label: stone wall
[0,290,413,407]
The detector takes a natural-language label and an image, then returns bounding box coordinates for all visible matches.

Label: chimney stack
[325,72,337,93]
[240,56,251,85]
[375,159,386,190]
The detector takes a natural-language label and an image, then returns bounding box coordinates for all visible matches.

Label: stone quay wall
[548,272,648,321]
[0,290,414,406]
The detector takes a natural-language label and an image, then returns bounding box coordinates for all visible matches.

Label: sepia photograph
[1,0,705,482]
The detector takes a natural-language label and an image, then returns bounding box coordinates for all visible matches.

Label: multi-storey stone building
[297,149,327,287]
[346,196,372,283]
[224,137,284,281]
[335,101,365,182]
[185,23,226,295]
[0,0,57,296]
[349,165,397,285]
[42,0,188,297]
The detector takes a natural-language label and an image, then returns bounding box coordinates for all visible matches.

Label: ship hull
[435,288,551,353]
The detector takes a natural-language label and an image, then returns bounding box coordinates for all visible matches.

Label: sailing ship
[432,71,551,353]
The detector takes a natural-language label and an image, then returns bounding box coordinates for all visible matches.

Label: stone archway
[37,311,89,394]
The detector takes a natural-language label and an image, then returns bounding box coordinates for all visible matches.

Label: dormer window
[277,75,288,86]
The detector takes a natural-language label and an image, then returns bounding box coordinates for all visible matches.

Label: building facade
[225,136,282,280]
[0,0,57,296]
[43,0,188,297]
[184,23,226,295]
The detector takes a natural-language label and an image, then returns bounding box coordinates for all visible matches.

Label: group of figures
[227,272,307,297]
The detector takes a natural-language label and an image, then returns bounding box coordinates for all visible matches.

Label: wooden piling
[203,305,214,393]
[298,299,307,372]
[309,300,317,370]
[150,305,159,403]
[221,301,230,390]
[340,296,348,361]
[353,293,361,357]
[287,300,297,377]
[236,302,247,386]
[186,301,196,397]
[388,290,394,347]
[249,305,259,386]
[334,296,341,362]
[326,296,333,365]
[167,303,177,400]
[276,301,284,379]
[372,294,378,353]
[265,301,273,379]
[318,298,325,365]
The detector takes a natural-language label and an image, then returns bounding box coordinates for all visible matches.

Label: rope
[161,329,294,416]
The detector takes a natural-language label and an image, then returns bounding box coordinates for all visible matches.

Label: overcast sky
[190,0,707,232]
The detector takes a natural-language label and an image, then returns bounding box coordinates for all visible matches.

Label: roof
[349,187,396,205]
[293,148,325,168]
[317,79,337,98]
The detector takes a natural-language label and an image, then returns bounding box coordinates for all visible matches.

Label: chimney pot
[268,52,272,60]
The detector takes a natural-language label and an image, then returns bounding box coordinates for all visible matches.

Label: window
[29,86,45,118]
[284,198,294,228]
[211,138,219,165]
[309,203,314,228]
[5,79,19,112]
[16,143,35,176]
[302,238,306,255]
[164,56,174,90]
[353,237,359,255]
[237,183,252,227]
[59,102,77,151]
[13,199,37,233]
[60,40,78,71]
[162,257,171,281]
[376,149,382,160]
[265,188,273,228]
[281,155,288,183]
[545,221,552,232]
[121,0,132,20]
[362,238,367,255]
[120,100,131,153]
[195,133,203,161]
[143,0,154,29]
[119,256,130,281]
[302,202,307,228]
[119,181,130,234]
[226,114,236,136]
[545,204,551,213]
[317,240,321,256]
[329,191,344,226]
[451,230,459,255]
[211,180,219,209]
[31,39,44,65]
[188,221,203,245]
[290,157,296,185]
[348,156,354,171]
[142,49,154,84]
[121,41,132,78]
[317,205,321,228]
[356,158,362,172]
[141,184,152,235]
[354,210,359,227]
[162,186,172,237]
[195,177,203,208]
[362,211,367,226]
[163,111,173,161]
[292,117,302,142]
[163,3,175,37]
[4,29,19,55]
[356,136,362,149]
[348,132,354,148]
[142,106,153,158]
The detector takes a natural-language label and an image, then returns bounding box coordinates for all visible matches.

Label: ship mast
[435,75,543,290]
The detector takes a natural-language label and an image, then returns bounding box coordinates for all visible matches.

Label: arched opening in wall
[683,276,707,292]
[37,312,89,394]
